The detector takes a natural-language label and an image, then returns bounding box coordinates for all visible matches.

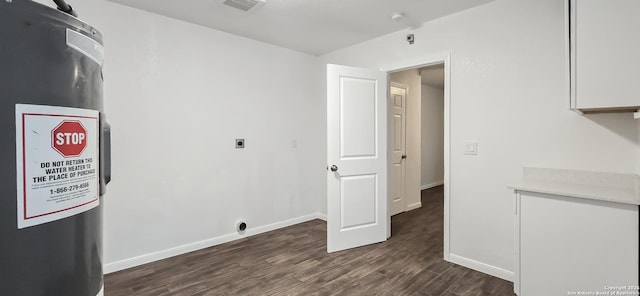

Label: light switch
[464,141,477,155]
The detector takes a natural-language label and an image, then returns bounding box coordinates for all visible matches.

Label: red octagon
[51,120,87,157]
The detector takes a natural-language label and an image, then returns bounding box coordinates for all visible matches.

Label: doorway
[388,65,445,213]
[384,55,450,260]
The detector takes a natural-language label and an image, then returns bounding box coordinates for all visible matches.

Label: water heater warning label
[15,104,99,229]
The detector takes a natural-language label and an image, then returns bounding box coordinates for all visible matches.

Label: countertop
[509,167,640,206]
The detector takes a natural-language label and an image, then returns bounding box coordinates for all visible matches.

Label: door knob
[401,155,407,159]
[330,165,338,172]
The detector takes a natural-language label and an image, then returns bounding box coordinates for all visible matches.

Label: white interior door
[327,64,388,253]
[389,85,407,216]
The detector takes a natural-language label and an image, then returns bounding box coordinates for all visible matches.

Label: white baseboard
[448,253,514,282]
[406,202,422,211]
[104,212,326,274]
[420,180,444,191]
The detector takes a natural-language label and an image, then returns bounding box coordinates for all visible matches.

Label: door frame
[381,53,452,261]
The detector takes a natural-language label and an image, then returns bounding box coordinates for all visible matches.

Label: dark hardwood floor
[105,186,514,295]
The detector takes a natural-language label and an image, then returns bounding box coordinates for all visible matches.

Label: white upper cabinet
[570,0,640,112]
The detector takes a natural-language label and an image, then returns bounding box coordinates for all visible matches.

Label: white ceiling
[107,0,494,55]
[421,64,444,89]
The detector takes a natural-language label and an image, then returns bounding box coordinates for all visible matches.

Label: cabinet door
[572,0,640,110]
[519,192,638,295]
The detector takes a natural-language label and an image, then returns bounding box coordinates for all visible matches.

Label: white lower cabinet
[514,191,639,296]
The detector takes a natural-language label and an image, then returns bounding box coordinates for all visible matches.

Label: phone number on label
[50,182,90,195]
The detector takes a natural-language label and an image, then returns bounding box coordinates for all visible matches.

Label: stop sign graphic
[51,120,87,157]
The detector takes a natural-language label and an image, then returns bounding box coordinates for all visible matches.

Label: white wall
[390,70,422,210]
[320,0,639,279]
[34,0,322,272]
[421,84,444,188]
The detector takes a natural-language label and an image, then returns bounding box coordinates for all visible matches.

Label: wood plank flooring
[105,186,514,295]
